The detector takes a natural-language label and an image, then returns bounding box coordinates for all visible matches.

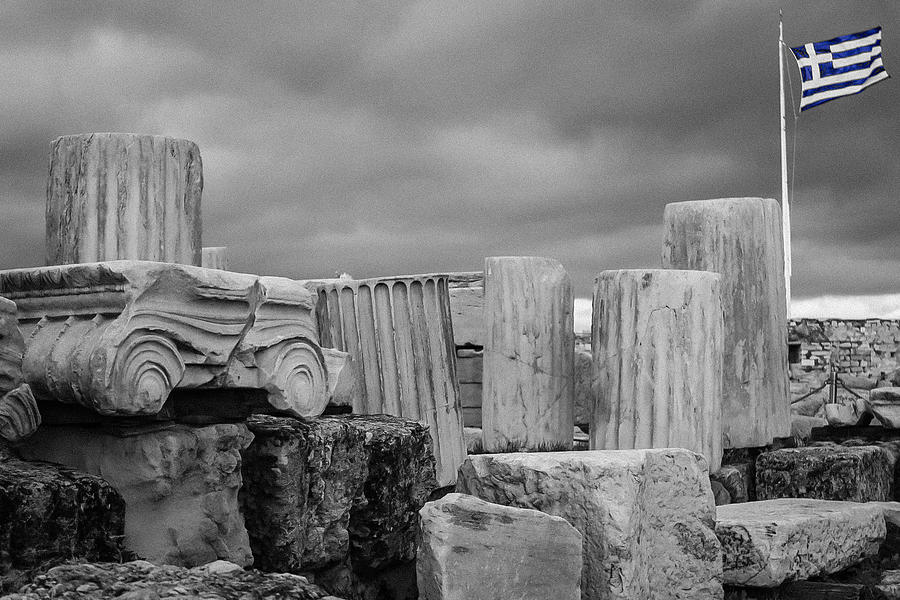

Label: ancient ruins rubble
[3,132,900,600]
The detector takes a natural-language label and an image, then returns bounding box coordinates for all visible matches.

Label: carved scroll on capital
[0,296,39,442]
[0,384,41,443]
[0,261,341,418]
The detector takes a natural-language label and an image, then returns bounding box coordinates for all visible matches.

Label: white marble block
[316,274,466,486]
[716,499,885,587]
[592,269,723,471]
[46,133,203,266]
[19,423,254,568]
[417,492,582,600]
[662,198,789,448]
[457,449,722,600]
[482,257,574,451]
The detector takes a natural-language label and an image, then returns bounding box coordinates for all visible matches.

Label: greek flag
[790,26,889,111]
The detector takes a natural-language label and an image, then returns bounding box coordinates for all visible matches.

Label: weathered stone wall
[791,318,900,379]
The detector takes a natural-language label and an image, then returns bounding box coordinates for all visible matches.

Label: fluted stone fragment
[662,198,789,448]
[482,257,574,451]
[46,133,203,266]
[592,269,723,471]
[317,274,466,486]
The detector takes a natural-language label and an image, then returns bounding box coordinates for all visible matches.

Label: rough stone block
[456,449,722,600]
[240,414,436,574]
[0,451,125,579]
[417,492,582,600]
[870,388,900,428]
[18,423,253,567]
[711,465,751,504]
[447,272,484,348]
[716,499,885,587]
[5,560,340,599]
[756,445,893,502]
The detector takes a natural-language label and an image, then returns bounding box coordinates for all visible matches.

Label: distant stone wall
[790,318,900,378]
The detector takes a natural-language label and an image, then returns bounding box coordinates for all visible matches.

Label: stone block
[712,464,751,504]
[592,269,723,471]
[716,498,885,587]
[240,414,436,574]
[756,445,893,502]
[482,257,574,452]
[870,388,900,428]
[663,198,789,448]
[455,354,482,384]
[18,423,253,567]
[417,492,582,600]
[0,451,125,577]
[447,272,484,348]
[456,449,722,600]
[6,560,339,599]
[201,246,228,270]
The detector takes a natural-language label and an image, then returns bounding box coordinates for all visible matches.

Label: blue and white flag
[790,26,889,111]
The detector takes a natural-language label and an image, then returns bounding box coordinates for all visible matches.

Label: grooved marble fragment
[316,274,466,486]
[716,499,885,587]
[417,492,582,600]
[482,256,574,452]
[456,449,722,600]
[662,198,790,448]
[592,269,723,471]
[46,133,203,266]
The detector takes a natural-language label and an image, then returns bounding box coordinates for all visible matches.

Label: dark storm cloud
[0,1,898,321]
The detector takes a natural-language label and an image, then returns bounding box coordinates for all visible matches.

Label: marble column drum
[591,269,723,471]
[662,197,790,448]
[316,274,466,486]
[482,257,574,452]
[46,133,203,266]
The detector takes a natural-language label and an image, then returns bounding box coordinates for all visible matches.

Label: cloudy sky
[0,1,897,329]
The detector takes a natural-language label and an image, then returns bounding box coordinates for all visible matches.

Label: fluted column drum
[482,257,574,452]
[662,197,789,448]
[46,133,203,266]
[316,274,466,486]
[591,269,723,471]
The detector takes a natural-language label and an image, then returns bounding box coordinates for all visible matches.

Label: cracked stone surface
[716,498,885,587]
[456,448,722,600]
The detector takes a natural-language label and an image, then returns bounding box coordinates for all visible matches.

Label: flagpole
[779,11,792,315]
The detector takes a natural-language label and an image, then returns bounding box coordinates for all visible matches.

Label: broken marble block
[0,451,125,574]
[457,449,722,600]
[756,445,893,502]
[240,414,437,573]
[447,271,484,348]
[18,423,253,567]
[716,499,885,587]
[417,492,582,600]
[6,560,340,600]
[0,261,346,417]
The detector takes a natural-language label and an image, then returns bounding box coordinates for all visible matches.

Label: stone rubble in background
[417,493,582,600]
[457,449,722,600]
[716,499,885,587]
